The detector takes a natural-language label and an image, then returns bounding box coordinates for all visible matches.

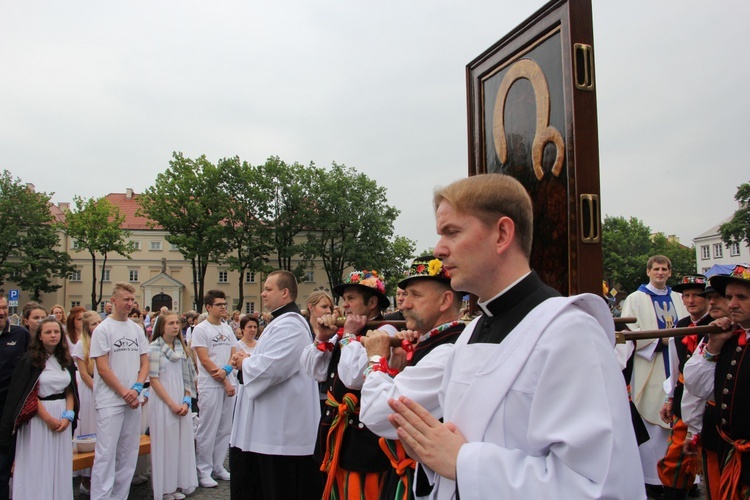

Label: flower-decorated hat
[398,257,452,289]
[672,274,707,293]
[333,269,390,310]
[709,264,750,296]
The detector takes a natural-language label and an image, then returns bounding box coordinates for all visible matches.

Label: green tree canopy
[0,170,73,299]
[720,180,750,249]
[602,215,696,295]
[304,163,415,297]
[138,152,228,312]
[217,156,275,309]
[63,196,133,309]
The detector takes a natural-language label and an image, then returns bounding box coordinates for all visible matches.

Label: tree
[602,215,697,295]
[138,152,228,312]
[650,233,696,284]
[217,156,275,309]
[0,170,74,298]
[378,235,417,296]
[602,216,653,294]
[63,196,134,309]
[720,180,750,249]
[254,157,316,279]
[304,163,415,295]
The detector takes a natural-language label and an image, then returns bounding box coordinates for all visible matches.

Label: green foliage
[63,195,133,309]
[0,170,74,299]
[720,181,750,249]
[254,156,317,279]
[602,215,696,295]
[217,156,275,308]
[138,152,228,312]
[304,163,415,297]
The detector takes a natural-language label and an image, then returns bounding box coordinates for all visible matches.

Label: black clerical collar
[270,302,301,320]
[479,271,551,318]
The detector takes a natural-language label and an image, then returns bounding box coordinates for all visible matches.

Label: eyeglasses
[210,302,228,308]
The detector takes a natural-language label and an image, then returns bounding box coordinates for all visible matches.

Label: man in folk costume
[300,269,398,498]
[621,255,688,496]
[658,274,710,499]
[360,174,643,499]
[683,265,750,499]
[682,284,730,500]
[358,256,465,500]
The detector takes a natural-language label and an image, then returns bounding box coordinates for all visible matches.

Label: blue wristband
[182,396,192,406]
[142,389,149,399]
[62,410,75,422]
[223,365,233,376]
[131,382,144,395]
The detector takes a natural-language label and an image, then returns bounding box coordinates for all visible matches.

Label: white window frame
[245,301,255,314]
[70,301,81,308]
[713,243,723,259]
[149,241,163,251]
[700,245,710,260]
[131,241,142,250]
[129,270,139,282]
[218,271,228,283]
[245,272,256,283]
[730,242,741,257]
[69,270,82,281]
[305,271,314,283]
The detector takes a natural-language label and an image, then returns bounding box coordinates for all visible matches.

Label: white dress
[149,348,198,498]
[72,341,95,478]
[13,356,73,500]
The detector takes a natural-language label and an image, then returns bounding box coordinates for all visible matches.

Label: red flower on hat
[416,264,426,274]
[350,273,361,283]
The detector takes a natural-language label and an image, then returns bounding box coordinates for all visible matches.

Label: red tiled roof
[105,192,162,230]
[48,203,66,223]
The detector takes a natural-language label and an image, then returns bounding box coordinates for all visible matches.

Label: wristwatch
[369,355,382,364]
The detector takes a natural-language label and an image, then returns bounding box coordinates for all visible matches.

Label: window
[730,242,741,257]
[219,271,228,283]
[129,270,139,282]
[101,269,111,282]
[70,301,81,308]
[245,272,256,283]
[99,302,106,313]
[170,243,180,251]
[305,271,314,283]
[713,243,723,259]
[9,269,21,280]
[150,241,162,251]
[71,239,80,250]
[69,270,81,281]
[245,301,255,314]
[131,241,142,250]
[701,245,710,260]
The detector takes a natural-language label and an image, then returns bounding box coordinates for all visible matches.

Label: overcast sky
[1,1,747,256]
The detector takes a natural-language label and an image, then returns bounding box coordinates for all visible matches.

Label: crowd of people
[0,173,748,499]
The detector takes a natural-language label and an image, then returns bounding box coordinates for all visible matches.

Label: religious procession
[2,0,750,499]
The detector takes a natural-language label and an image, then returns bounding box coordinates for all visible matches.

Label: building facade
[693,215,750,274]
[4,188,330,317]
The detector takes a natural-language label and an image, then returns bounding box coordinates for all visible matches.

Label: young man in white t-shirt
[90,282,149,500]
[191,289,237,488]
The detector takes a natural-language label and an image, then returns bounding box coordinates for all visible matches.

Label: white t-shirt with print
[190,320,237,390]
[90,317,149,410]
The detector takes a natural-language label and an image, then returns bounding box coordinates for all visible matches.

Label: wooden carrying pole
[331,317,725,346]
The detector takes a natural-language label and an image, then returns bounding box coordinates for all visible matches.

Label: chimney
[126,188,134,200]
[58,202,70,211]
[26,183,35,193]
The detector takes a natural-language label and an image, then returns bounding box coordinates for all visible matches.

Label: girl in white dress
[72,310,101,494]
[148,312,198,500]
[0,317,78,500]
